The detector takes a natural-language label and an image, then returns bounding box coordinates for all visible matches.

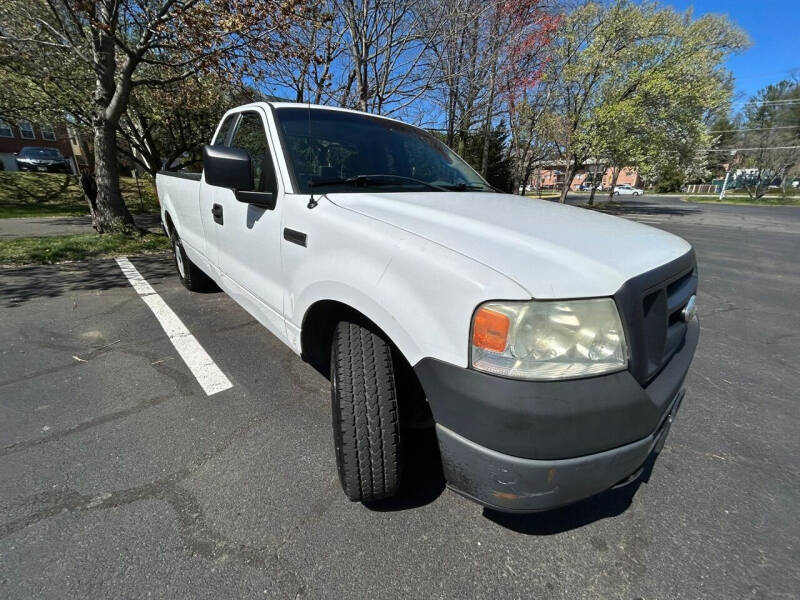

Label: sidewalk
[0,213,161,239]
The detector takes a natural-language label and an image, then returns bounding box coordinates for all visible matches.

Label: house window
[0,119,12,138]
[41,124,56,141]
[19,120,35,139]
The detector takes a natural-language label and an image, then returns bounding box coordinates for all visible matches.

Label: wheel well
[163,211,175,237]
[300,299,430,426]
[300,300,374,379]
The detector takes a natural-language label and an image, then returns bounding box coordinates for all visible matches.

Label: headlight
[471,298,628,380]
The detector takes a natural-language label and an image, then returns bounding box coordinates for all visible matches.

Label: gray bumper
[437,390,684,513]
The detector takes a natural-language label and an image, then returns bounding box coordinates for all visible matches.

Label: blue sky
[665,0,799,105]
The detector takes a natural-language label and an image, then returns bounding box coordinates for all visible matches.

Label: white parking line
[115,257,233,396]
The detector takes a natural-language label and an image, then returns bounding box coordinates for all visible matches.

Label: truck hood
[328,191,692,299]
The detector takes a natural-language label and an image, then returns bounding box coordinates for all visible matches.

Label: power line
[709,125,800,133]
[707,145,800,152]
[732,66,800,80]
[732,98,800,107]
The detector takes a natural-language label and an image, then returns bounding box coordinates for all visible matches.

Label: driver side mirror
[203,145,253,191]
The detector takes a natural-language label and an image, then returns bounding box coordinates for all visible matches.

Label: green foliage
[433,123,513,191]
[462,122,513,191]
[547,0,747,199]
[652,163,685,193]
[122,75,262,174]
[0,232,170,265]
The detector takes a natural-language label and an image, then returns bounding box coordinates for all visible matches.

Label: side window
[212,115,237,146]
[0,119,15,138]
[230,112,276,194]
[41,124,56,141]
[19,120,35,139]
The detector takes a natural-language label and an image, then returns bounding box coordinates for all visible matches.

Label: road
[565,193,800,234]
[1,196,798,599]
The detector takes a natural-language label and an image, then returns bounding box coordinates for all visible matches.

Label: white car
[156,102,698,513]
[613,184,644,196]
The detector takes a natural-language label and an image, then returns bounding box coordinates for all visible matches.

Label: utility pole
[719,170,731,200]
[719,151,736,200]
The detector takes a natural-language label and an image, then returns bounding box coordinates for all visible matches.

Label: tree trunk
[587,164,605,206]
[480,96,494,177]
[93,122,135,232]
[480,18,501,177]
[559,158,577,203]
[607,167,621,200]
[88,2,136,233]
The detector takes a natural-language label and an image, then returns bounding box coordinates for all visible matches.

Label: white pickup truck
[156,102,699,513]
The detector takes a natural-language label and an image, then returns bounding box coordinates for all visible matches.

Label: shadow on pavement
[483,452,659,535]
[584,200,700,217]
[0,255,176,308]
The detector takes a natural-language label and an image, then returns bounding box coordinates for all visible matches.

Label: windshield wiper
[441,182,497,192]
[308,174,448,192]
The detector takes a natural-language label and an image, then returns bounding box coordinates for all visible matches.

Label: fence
[685,184,720,194]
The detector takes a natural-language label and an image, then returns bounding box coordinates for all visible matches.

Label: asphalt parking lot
[1,195,798,599]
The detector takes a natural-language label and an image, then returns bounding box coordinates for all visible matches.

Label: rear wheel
[330,321,402,503]
[170,228,214,292]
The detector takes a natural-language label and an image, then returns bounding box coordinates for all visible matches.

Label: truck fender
[291,280,423,369]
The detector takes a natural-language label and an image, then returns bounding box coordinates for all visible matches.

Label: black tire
[330,321,402,503]
[170,227,214,292]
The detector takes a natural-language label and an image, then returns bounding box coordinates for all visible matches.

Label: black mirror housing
[203,145,253,191]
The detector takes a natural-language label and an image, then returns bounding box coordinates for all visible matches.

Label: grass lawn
[0,232,171,266]
[525,193,560,200]
[0,171,159,218]
[682,195,800,206]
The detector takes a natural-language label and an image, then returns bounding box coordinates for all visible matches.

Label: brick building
[527,160,642,192]
[0,117,78,173]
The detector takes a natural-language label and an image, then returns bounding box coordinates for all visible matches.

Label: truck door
[212,108,286,341]
[198,112,239,275]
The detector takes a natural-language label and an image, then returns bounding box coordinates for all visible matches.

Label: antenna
[306,98,318,209]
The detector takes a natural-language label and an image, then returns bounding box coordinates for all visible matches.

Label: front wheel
[330,321,402,503]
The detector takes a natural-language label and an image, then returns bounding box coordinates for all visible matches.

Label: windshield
[20,147,62,159]
[274,107,492,194]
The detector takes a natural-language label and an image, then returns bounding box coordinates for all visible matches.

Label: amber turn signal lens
[472,307,510,352]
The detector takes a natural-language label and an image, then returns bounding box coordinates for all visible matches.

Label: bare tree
[736,80,800,199]
[268,9,348,105]
[337,0,440,116]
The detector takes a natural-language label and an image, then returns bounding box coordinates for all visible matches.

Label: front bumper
[16,161,69,173]
[414,318,699,513]
[436,389,683,512]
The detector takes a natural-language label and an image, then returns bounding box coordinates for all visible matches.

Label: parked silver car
[613,184,644,196]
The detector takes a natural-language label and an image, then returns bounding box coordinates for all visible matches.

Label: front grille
[614,250,697,385]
